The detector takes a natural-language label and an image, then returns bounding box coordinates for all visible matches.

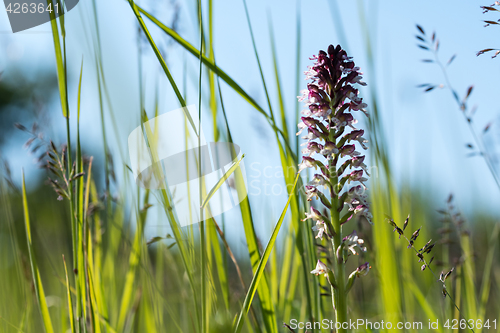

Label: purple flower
[356,262,371,277]
[333,111,357,128]
[298,156,317,173]
[308,173,327,187]
[312,221,328,240]
[305,185,319,201]
[320,141,339,157]
[302,141,323,157]
[298,44,373,315]
[342,230,367,255]
[303,206,324,223]
[349,170,366,183]
[311,259,330,276]
[299,49,373,233]
[351,155,370,175]
[339,144,360,157]
[301,116,319,128]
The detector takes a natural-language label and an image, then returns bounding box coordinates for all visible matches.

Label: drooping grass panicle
[386,212,476,332]
[478,2,500,58]
[415,25,500,192]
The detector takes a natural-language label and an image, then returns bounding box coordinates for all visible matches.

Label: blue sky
[1,0,499,240]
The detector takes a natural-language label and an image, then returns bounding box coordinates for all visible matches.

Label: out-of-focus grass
[0,1,499,333]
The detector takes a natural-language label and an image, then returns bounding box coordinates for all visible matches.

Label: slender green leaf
[47,0,68,118]
[201,154,245,209]
[22,172,55,333]
[234,174,300,333]
[62,255,76,333]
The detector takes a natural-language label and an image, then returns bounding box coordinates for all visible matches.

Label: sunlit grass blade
[460,233,477,320]
[0,315,24,332]
[404,275,442,333]
[207,0,219,142]
[115,192,149,332]
[478,224,499,332]
[140,110,202,332]
[21,171,55,333]
[234,174,300,333]
[294,0,301,155]
[371,182,403,326]
[137,4,264,115]
[201,154,245,209]
[243,0,313,328]
[47,0,68,118]
[268,18,289,143]
[207,221,230,310]
[127,0,197,133]
[87,230,102,333]
[135,4,289,142]
[62,255,76,333]
[214,64,281,333]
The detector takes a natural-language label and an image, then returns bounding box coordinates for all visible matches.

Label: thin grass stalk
[294,0,301,156]
[431,50,500,192]
[207,0,219,142]
[197,1,208,331]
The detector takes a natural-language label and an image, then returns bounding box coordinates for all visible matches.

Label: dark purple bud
[301,116,319,128]
[351,156,366,167]
[356,262,371,276]
[339,144,356,157]
[336,112,354,123]
[349,170,364,181]
[345,129,365,141]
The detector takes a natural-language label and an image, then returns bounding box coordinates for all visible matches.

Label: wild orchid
[298,44,372,330]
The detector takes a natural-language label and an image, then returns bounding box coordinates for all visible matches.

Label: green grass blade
[47,0,68,118]
[135,5,281,131]
[201,154,245,209]
[127,0,197,134]
[478,224,499,331]
[404,275,442,333]
[234,174,300,333]
[460,233,478,320]
[207,220,230,309]
[207,0,219,142]
[63,255,76,333]
[140,110,201,332]
[268,16,289,143]
[22,171,55,333]
[87,230,102,333]
[371,181,403,327]
[115,194,149,332]
[137,4,262,113]
[196,3,208,331]
[294,0,301,156]
[77,59,83,121]
[215,63,278,332]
